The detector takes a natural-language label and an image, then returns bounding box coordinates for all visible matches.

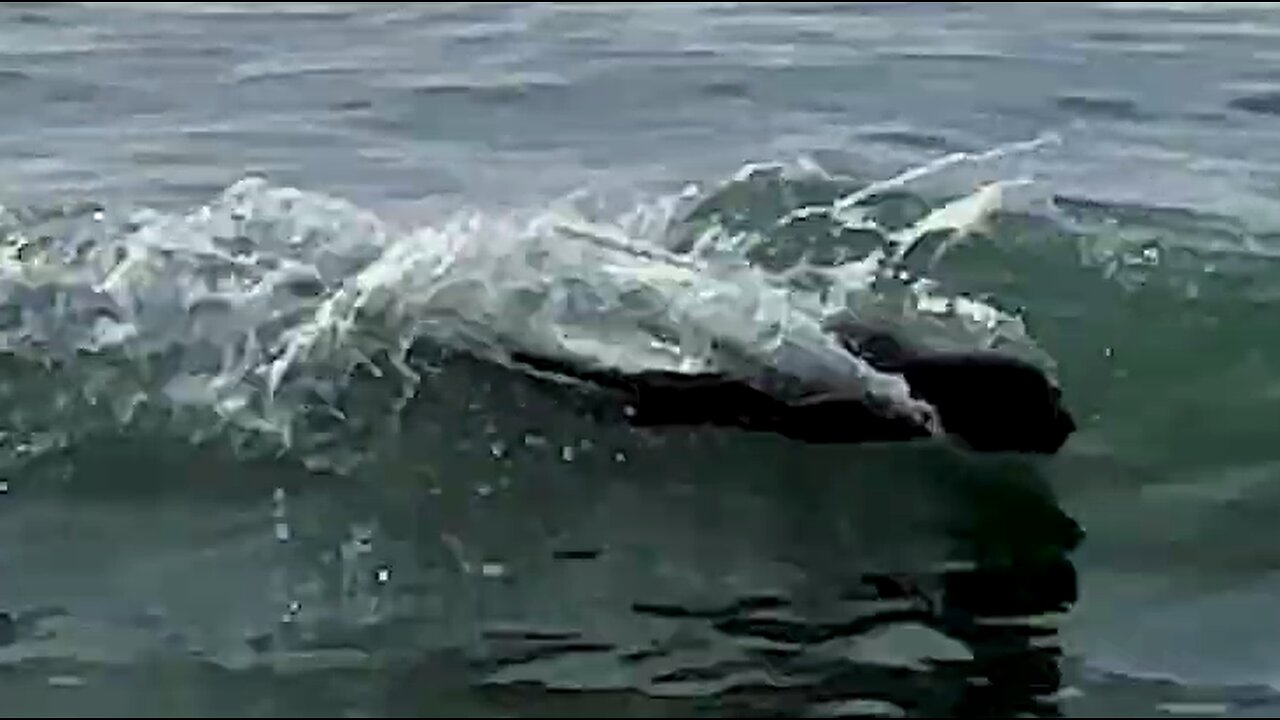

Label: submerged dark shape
[511,314,1076,455]
[825,313,1077,455]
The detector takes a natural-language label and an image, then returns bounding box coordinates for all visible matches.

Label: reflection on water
[0,370,1082,717]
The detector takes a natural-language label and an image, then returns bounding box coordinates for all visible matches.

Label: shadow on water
[0,359,1083,718]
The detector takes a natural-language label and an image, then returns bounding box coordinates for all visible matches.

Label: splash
[0,139,1053,474]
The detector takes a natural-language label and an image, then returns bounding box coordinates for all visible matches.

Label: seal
[509,316,1076,455]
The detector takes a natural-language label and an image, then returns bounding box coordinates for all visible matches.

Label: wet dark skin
[511,317,1076,455]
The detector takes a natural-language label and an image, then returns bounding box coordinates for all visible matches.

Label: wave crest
[0,141,1055,474]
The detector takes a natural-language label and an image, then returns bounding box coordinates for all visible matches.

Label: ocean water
[2,2,1280,717]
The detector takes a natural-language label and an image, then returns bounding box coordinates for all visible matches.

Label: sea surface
[2,3,1280,717]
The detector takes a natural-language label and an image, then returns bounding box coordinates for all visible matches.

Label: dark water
[3,3,1280,717]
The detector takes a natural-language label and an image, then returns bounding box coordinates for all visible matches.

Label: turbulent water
[3,3,1280,717]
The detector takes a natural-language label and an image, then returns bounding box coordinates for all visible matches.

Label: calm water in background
[2,3,1280,717]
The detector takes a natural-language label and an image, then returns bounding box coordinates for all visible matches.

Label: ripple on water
[1054,94,1149,121]
[1228,90,1280,116]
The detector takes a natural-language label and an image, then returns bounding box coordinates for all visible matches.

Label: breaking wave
[0,136,1062,476]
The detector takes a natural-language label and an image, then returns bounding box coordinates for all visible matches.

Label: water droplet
[273,522,290,543]
[613,451,627,463]
[475,483,493,497]
[47,675,86,688]
[1141,243,1161,265]
[375,567,390,584]
[0,480,9,494]
[561,445,575,462]
[1103,347,1114,359]
[480,563,506,578]
[622,405,637,418]
[351,526,374,552]
[523,433,547,448]
[489,441,507,459]
[429,486,442,496]
[579,438,593,451]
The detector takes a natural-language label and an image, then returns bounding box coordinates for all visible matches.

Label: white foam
[0,142,1054,471]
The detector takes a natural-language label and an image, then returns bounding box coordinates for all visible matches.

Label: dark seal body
[508,317,1076,455]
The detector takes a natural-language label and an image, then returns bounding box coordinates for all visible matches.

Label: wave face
[0,140,1057,476]
[12,3,1280,716]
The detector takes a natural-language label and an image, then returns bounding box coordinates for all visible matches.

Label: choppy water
[3,2,1280,717]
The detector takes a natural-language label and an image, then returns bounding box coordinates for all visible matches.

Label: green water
[2,3,1280,717]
